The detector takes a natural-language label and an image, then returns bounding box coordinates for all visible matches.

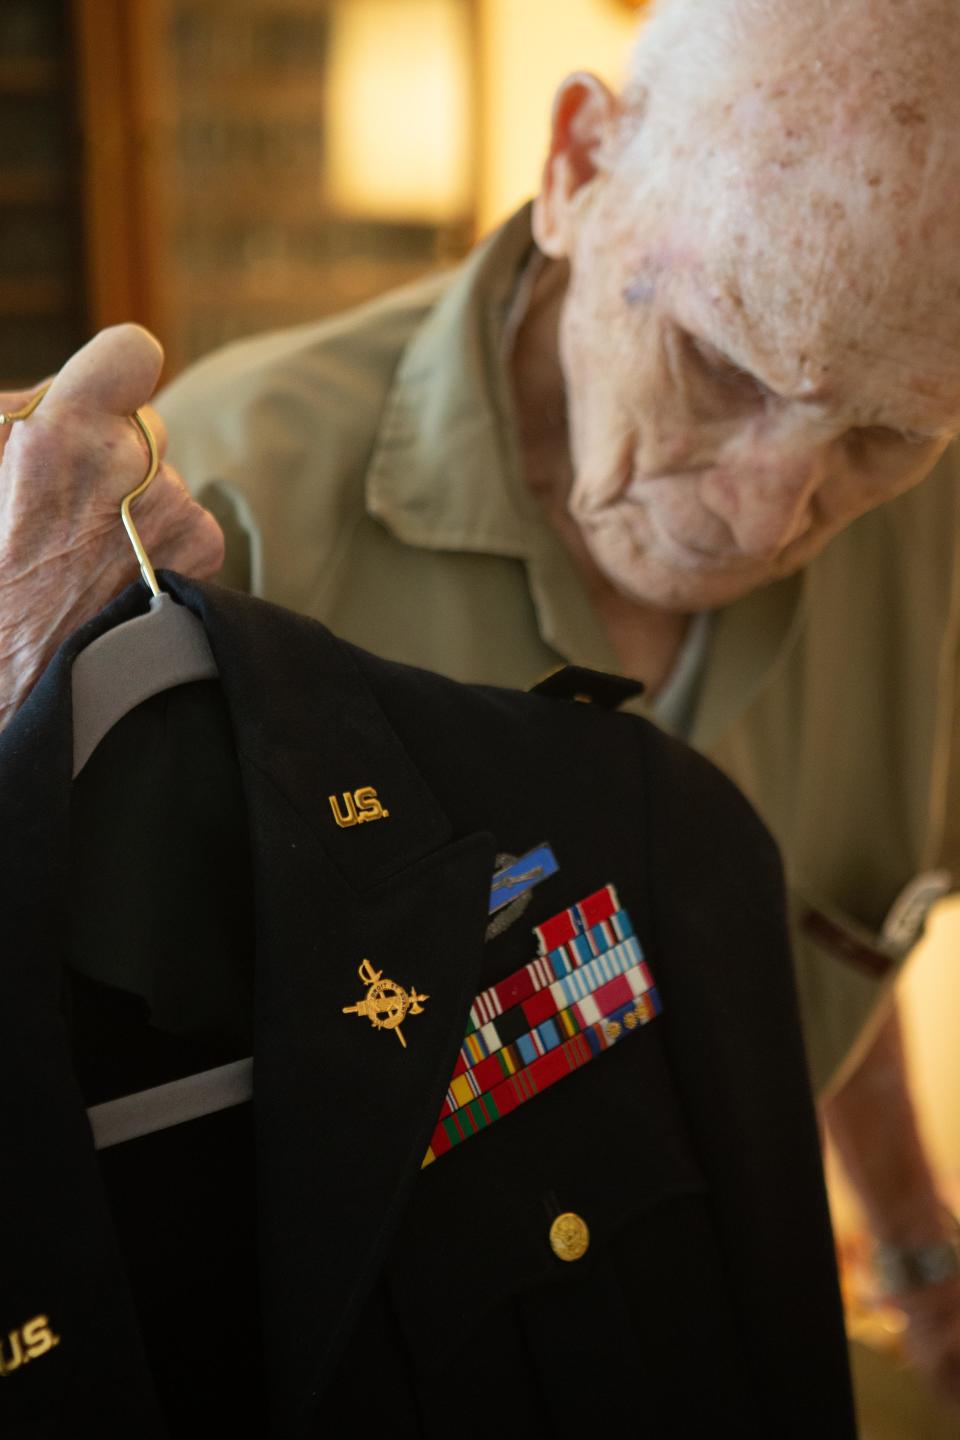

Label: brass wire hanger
[3,384,219,775]
[121,406,164,599]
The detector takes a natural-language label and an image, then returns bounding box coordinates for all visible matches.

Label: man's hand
[897,1272,960,1405]
[825,1004,960,1409]
[0,324,224,729]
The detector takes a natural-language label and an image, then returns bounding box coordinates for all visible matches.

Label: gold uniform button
[549,1212,590,1262]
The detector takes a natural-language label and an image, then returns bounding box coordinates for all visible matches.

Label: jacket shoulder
[348,637,785,886]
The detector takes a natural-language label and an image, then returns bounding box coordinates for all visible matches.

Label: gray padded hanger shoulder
[71,592,218,777]
[87,1057,253,1150]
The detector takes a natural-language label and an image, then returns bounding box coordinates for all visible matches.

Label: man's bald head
[627,0,960,128]
[529,0,960,610]
[615,0,960,417]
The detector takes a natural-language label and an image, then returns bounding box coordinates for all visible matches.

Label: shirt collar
[364,203,542,561]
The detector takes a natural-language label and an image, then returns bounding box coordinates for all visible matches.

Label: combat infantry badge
[343,958,428,1048]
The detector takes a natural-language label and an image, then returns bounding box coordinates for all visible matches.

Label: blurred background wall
[1,1,958,1427]
[0,0,639,383]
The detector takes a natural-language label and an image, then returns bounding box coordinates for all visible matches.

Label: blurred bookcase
[0,0,86,387]
[0,0,478,389]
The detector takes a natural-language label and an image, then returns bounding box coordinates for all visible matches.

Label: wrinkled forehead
[628,27,960,426]
[714,123,958,400]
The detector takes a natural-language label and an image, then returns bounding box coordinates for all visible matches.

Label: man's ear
[534,72,621,259]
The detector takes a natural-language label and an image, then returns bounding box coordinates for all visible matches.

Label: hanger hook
[1,381,162,598]
[122,411,161,598]
[0,383,50,424]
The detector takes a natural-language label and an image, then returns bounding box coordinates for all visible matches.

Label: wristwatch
[873,1209,960,1296]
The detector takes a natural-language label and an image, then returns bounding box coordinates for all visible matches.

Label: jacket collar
[0,577,495,1438]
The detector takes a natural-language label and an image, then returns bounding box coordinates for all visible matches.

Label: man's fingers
[42,324,165,420]
[0,332,170,514]
[0,329,166,478]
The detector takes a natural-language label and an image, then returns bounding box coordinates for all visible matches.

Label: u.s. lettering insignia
[0,1315,60,1377]
[329,786,389,828]
[342,958,428,1049]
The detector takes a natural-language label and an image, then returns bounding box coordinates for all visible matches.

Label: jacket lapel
[165,576,496,1437]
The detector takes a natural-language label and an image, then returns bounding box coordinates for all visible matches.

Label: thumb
[42,324,165,419]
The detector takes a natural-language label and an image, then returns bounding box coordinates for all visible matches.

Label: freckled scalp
[606,0,960,414]
[625,0,960,111]
[622,0,960,222]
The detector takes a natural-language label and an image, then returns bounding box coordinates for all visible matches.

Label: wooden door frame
[70,0,173,353]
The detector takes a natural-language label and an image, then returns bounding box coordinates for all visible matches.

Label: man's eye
[847,425,930,449]
[849,425,901,446]
[685,333,770,402]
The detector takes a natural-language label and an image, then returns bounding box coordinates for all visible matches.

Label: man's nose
[699,451,822,558]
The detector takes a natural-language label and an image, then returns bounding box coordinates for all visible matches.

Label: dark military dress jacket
[0,576,855,1439]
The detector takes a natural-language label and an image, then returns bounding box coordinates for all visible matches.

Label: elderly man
[1,0,959,1411]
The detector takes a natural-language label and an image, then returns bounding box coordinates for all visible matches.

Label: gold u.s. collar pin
[328,786,389,829]
[342,958,428,1049]
[0,1315,60,1376]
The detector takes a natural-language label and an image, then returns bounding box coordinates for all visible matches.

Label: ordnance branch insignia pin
[342,958,428,1049]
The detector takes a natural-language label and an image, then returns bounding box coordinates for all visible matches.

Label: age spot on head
[623,279,656,307]
[891,100,927,127]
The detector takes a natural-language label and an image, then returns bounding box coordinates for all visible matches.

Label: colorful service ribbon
[423,883,661,1168]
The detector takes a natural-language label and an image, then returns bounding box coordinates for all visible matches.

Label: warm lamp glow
[325,0,473,224]
[477,0,642,233]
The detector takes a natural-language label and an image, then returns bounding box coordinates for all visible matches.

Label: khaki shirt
[159,205,960,1096]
